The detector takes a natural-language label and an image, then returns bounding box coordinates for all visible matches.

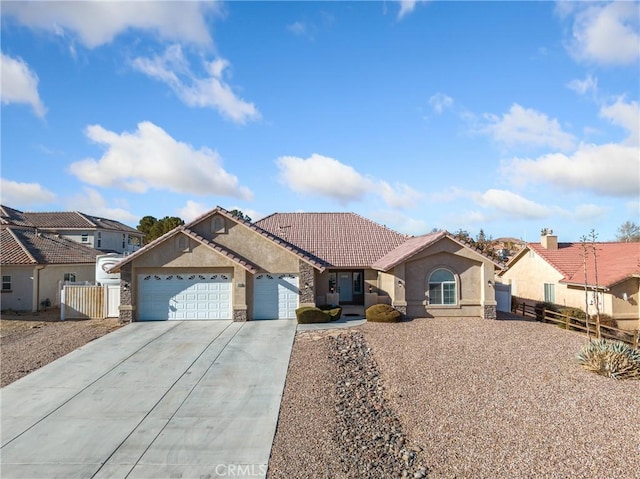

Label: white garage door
[253,274,299,319]
[138,273,232,321]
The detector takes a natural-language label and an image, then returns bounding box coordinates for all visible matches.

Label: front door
[338,272,353,302]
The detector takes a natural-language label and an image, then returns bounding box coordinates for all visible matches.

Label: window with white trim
[2,275,11,291]
[81,233,89,243]
[428,269,457,305]
[64,273,77,282]
[544,283,555,303]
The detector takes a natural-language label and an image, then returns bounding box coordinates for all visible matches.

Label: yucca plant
[577,339,640,380]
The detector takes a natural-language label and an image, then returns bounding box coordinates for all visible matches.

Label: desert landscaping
[1,311,639,478]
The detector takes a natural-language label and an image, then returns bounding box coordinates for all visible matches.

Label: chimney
[540,229,558,250]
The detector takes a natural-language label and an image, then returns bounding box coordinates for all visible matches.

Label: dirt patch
[1,308,123,387]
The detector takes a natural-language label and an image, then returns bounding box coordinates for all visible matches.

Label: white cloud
[277,154,374,204]
[572,203,607,221]
[178,200,212,223]
[276,153,419,208]
[378,181,423,209]
[69,121,253,200]
[599,97,639,145]
[287,21,308,36]
[566,2,640,65]
[475,189,552,220]
[2,1,217,48]
[428,93,454,114]
[132,45,260,124]
[1,52,47,117]
[68,188,138,224]
[0,178,56,205]
[567,74,598,96]
[504,142,640,198]
[398,1,425,20]
[482,104,576,151]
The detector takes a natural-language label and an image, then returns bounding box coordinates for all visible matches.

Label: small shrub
[577,339,640,380]
[534,301,560,321]
[296,307,331,324]
[366,304,402,323]
[318,305,343,321]
[560,307,586,320]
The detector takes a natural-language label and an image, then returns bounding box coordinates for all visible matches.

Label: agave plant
[577,339,640,380]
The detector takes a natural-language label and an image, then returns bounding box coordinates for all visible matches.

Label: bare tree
[580,235,591,340]
[589,229,601,338]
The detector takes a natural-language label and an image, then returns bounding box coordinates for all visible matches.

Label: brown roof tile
[529,242,640,288]
[0,205,140,234]
[256,212,409,268]
[1,227,101,265]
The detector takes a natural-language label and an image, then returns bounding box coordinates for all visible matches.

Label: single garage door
[138,273,232,320]
[253,274,299,319]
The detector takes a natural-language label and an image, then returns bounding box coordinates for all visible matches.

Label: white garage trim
[253,273,299,319]
[138,273,232,321]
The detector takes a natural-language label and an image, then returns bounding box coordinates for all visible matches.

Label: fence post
[522,302,526,317]
[565,313,570,330]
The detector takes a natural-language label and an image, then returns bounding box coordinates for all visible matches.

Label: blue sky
[1,1,638,242]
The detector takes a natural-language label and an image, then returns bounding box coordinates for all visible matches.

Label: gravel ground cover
[269,317,640,478]
[1,309,122,387]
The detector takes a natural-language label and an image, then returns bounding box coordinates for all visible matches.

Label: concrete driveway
[0,319,297,479]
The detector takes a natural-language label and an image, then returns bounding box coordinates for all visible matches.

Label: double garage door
[138,274,232,321]
[137,272,299,320]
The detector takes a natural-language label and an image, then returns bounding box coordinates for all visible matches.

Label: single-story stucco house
[499,232,640,331]
[0,227,102,311]
[110,207,500,322]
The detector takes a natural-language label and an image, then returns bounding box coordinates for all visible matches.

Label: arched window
[428,269,457,305]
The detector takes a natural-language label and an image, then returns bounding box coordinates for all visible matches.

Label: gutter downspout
[32,265,45,312]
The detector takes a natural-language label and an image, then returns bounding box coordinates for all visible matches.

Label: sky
[1,1,639,243]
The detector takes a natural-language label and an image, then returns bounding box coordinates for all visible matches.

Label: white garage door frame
[253,273,299,320]
[137,273,232,321]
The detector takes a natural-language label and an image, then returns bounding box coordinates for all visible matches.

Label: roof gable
[371,231,503,271]
[256,212,409,268]
[110,206,326,273]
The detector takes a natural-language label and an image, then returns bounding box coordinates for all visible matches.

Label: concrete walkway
[0,319,297,479]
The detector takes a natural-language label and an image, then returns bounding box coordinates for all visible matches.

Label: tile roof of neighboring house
[1,228,101,265]
[526,242,640,288]
[0,205,141,234]
[256,212,409,268]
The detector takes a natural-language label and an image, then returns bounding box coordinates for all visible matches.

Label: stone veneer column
[119,264,133,323]
[299,260,315,304]
[233,308,248,322]
[484,304,497,320]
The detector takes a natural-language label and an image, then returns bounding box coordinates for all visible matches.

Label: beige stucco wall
[39,264,96,308]
[1,265,33,311]
[501,250,639,325]
[127,225,305,321]
[380,238,496,318]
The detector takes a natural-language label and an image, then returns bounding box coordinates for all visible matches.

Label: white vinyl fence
[61,284,121,320]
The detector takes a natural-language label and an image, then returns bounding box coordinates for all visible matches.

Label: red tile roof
[0,205,140,234]
[529,242,640,288]
[256,212,409,268]
[1,228,101,265]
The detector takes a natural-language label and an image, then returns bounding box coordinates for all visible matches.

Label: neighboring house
[110,206,500,322]
[0,205,143,254]
[499,232,640,330]
[0,227,101,311]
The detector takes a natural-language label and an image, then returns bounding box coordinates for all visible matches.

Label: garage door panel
[253,274,299,320]
[138,273,232,321]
